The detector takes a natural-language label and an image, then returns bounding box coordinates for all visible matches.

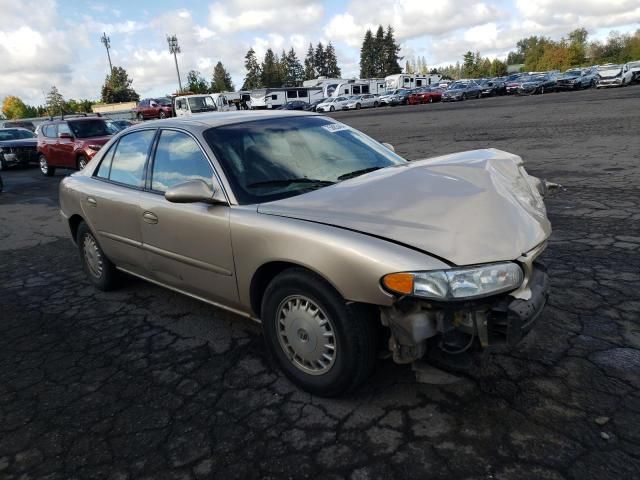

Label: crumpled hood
[258,149,551,266]
[598,67,622,78]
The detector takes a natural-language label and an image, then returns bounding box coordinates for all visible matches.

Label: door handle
[143,211,158,224]
[87,196,97,206]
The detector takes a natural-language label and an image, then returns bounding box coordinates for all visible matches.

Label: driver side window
[150,130,214,193]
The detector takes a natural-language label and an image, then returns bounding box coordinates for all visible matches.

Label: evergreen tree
[211,62,234,93]
[373,26,385,76]
[314,42,326,77]
[279,49,289,86]
[186,70,209,94]
[325,42,341,77]
[242,48,262,90]
[359,29,375,78]
[261,48,281,87]
[284,48,304,86]
[304,43,316,80]
[382,26,402,75]
[46,85,65,116]
[420,56,428,74]
[100,66,139,103]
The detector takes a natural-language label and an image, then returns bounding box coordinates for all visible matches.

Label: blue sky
[1,0,639,105]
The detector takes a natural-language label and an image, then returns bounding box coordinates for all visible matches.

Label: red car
[407,87,443,105]
[133,98,174,120]
[37,116,113,176]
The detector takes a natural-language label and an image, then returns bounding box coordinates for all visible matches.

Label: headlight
[382,263,524,300]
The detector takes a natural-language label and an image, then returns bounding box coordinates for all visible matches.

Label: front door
[138,129,239,307]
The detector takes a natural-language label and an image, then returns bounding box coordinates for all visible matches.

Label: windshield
[155,97,172,106]
[563,71,581,77]
[203,116,407,204]
[0,129,35,140]
[68,120,111,138]
[188,96,216,112]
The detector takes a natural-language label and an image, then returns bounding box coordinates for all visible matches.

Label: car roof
[126,111,319,132]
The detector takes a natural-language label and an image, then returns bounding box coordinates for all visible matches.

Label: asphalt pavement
[1,86,639,479]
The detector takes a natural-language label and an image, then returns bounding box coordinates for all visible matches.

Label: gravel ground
[1,86,639,479]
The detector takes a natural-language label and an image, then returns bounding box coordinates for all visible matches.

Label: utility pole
[167,34,183,92]
[100,32,113,73]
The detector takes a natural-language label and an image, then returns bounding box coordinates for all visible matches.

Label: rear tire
[77,221,118,291]
[261,268,378,396]
[39,155,55,177]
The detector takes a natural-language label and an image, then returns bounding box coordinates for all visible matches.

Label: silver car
[344,94,379,110]
[59,111,551,396]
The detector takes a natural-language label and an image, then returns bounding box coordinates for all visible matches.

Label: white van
[174,94,230,117]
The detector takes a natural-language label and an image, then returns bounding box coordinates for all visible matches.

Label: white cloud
[209,0,324,34]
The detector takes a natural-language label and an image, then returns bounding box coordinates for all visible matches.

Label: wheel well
[68,214,84,244]
[250,262,337,318]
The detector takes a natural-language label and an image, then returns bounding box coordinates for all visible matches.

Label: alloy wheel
[39,156,48,175]
[275,295,337,375]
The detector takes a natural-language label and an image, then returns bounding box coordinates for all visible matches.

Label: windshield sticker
[322,123,350,133]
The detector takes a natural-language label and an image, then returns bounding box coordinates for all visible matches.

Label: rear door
[82,128,157,273]
[138,129,238,306]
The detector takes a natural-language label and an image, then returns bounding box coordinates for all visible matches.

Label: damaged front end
[380,244,549,368]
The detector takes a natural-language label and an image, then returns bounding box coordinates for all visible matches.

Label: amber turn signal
[382,273,414,295]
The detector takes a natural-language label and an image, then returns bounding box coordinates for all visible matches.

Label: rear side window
[150,130,213,192]
[43,124,57,138]
[108,130,156,187]
[96,143,116,179]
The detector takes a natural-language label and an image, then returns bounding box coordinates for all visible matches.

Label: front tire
[356,103,361,110]
[373,101,378,107]
[159,110,167,119]
[77,222,118,291]
[461,93,467,101]
[39,155,55,177]
[330,106,335,112]
[137,113,144,121]
[77,155,88,170]
[261,269,378,396]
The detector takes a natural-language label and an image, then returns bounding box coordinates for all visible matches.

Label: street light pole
[100,32,113,73]
[167,34,183,92]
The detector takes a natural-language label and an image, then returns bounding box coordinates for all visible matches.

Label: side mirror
[58,132,73,139]
[382,142,395,152]
[165,179,225,205]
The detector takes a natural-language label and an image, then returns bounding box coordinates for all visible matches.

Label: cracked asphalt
[1,86,639,479]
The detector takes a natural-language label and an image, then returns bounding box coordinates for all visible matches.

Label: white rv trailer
[331,79,387,97]
[302,77,348,97]
[249,87,324,109]
[385,74,443,90]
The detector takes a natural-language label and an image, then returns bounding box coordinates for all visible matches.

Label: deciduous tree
[100,66,139,104]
